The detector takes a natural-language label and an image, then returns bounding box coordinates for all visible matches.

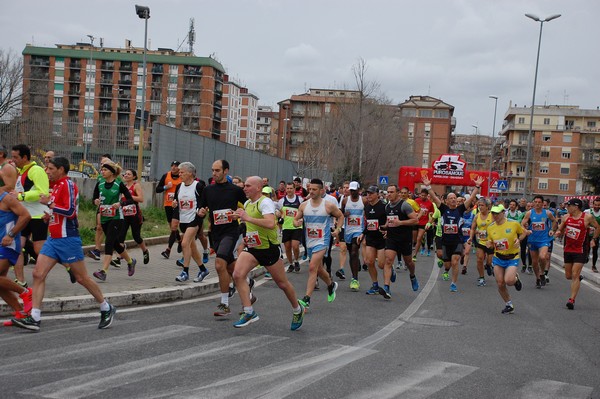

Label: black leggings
[520,236,532,266]
[592,238,599,267]
[102,220,126,255]
[119,215,144,245]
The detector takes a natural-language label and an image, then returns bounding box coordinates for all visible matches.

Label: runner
[555,198,600,310]
[156,161,182,259]
[423,174,483,292]
[0,146,17,191]
[91,161,137,281]
[340,181,365,291]
[294,178,344,311]
[485,204,528,314]
[469,197,494,286]
[11,157,116,331]
[334,181,350,280]
[585,197,600,273]
[359,185,388,296]
[413,188,433,260]
[277,182,303,273]
[378,185,419,299]
[231,176,304,330]
[459,200,475,277]
[197,160,248,318]
[521,195,557,289]
[275,180,286,200]
[119,169,150,264]
[86,155,112,261]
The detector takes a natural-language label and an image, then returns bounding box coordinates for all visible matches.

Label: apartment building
[500,104,600,197]
[22,43,225,164]
[256,105,277,155]
[220,75,259,149]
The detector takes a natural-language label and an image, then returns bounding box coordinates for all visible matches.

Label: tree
[582,149,600,194]
[0,49,23,121]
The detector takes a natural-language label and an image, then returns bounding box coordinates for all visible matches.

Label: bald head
[243,176,264,200]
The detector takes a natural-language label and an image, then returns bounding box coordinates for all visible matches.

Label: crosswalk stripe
[21,334,287,399]
[1,325,206,376]
[515,379,593,398]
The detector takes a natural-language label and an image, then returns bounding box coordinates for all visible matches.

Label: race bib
[122,204,137,216]
[100,205,116,217]
[180,199,195,211]
[367,219,379,231]
[213,209,233,225]
[566,226,581,240]
[493,239,509,251]
[386,215,399,225]
[167,192,175,202]
[476,230,488,240]
[443,224,458,234]
[306,226,324,239]
[461,227,471,236]
[531,222,546,231]
[245,231,262,248]
[48,213,57,226]
[285,208,297,218]
[347,216,361,227]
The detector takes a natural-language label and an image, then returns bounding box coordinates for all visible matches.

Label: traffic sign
[378,175,389,185]
[497,180,508,191]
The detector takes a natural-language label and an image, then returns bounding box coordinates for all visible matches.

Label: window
[401,108,417,117]
[587,121,597,128]
[408,122,415,133]
[539,166,548,174]
[540,148,550,158]
[435,109,449,118]
[562,149,571,159]
[538,182,548,190]
[419,109,432,117]
[542,134,551,142]
[516,181,525,190]
[559,183,569,191]
[518,117,525,124]
[563,133,572,143]
[543,118,550,125]
[560,166,570,175]
[424,123,431,132]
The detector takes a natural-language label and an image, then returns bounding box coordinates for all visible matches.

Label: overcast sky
[2,0,598,136]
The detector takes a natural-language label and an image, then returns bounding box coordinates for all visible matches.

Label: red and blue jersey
[49,177,79,238]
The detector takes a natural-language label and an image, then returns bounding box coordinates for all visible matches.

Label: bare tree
[0,49,23,121]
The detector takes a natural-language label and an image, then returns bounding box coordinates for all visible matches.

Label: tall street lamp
[488,95,498,194]
[135,4,150,180]
[523,13,561,195]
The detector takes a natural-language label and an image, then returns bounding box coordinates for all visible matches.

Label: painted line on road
[550,250,600,294]
[515,379,593,398]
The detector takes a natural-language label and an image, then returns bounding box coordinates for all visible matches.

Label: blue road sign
[497,180,508,191]
[379,176,389,185]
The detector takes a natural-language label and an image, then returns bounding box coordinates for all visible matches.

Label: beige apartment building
[500,104,600,197]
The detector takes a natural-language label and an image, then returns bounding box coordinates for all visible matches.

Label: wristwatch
[7,230,15,238]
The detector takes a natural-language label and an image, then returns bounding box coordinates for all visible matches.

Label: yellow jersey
[486,220,524,258]
[474,212,493,244]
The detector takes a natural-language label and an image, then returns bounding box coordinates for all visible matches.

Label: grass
[78,199,172,246]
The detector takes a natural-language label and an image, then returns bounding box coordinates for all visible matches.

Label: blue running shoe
[450,282,457,292]
[411,276,419,291]
[378,286,392,300]
[264,272,272,280]
[175,270,189,282]
[391,268,397,283]
[366,285,379,295]
[233,311,259,328]
[202,251,209,264]
[176,258,184,267]
[193,269,210,283]
[291,305,305,331]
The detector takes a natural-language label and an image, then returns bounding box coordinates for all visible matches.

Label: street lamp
[488,95,498,194]
[135,4,150,180]
[523,13,561,195]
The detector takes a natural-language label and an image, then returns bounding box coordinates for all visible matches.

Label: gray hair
[178,162,196,176]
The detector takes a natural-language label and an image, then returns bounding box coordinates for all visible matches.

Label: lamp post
[523,13,561,195]
[135,4,150,180]
[84,34,94,162]
[488,95,498,194]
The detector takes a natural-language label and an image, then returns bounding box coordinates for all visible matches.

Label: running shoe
[327,282,338,302]
[514,274,522,291]
[449,282,457,292]
[335,269,346,280]
[477,278,486,287]
[366,285,379,295]
[437,259,443,268]
[544,274,550,284]
[391,268,397,283]
[427,250,431,257]
[23,250,29,266]
[291,305,305,331]
[540,275,546,287]
[302,252,307,261]
[362,263,368,271]
[3,310,27,327]
[485,263,493,276]
[264,272,272,280]
[314,280,320,290]
[228,285,236,298]
[350,278,360,291]
[420,248,425,256]
[87,249,101,261]
[93,270,106,281]
[202,251,210,264]
[410,276,419,292]
[579,275,584,281]
[10,315,40,331]
[143,250,150,265]
[536,279,542,289]
[298,297,310,312]
[19,288,33,314]
[294,261,300,273]
[98,304,116,329]
[592,266,599,273]
[287,264,295,273]
[67,267,76,284]
[233,311,259,328]
[521,266,526,273]
[14,279,28,288]
[442,271,449,281]
[403,263,408,271]
[501,304,515,314]
[214,303,231,317]
[127,258,137,277]
[526,266,533,275]
[110,258,121,268]
[461,266,467,275]
[193,269,210,283]
[176,258,185,267]
[412,255,417,262]
[566,298,575,310]
[161,249,170,259]
[378,286,392,300]
[175,270,189,282]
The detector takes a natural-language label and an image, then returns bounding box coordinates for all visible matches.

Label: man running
[231,176,304,330]
[485,204,529,314]
[198,160,248,317]
[277,182,303,273]
[359,185,388,296]
[156,161,182,259]
[11,157,116,331]
[413,188,433,260]
[294,178,344,311]
[469,197,494,285]
[555,198,600,310]
[340,181,365,291]
[585,197,600,273]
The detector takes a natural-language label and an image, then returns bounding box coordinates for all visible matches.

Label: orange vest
[163,172,181,207]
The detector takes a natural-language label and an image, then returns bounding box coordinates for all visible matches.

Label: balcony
[69,60,82,69]
[214,100,222,109]
[30,58,50,67]
[99,103,112,112]
[183,83,201,90]
[30,70,50,80]
[183,67,202,76]
[119,63,133,72]
[118,79,132,86]
[151,81,163,88]
[182,97,199,104]
[151,65,163,74]
[68,73,81,82]
[68,102,80,111]
[68,88,81,96]
[101,62,115,70]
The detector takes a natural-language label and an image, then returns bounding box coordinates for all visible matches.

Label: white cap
[349,181,360,191]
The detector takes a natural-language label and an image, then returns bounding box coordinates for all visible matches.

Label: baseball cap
[171,161,180,166]
[293,177,301,182]
[490,204,505,214]
[366,185,379,194]
[349,181,360,191]
[262,186,273,194]
[566,198,583,208]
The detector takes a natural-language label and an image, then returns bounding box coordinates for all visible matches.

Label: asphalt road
[2,244,599,399]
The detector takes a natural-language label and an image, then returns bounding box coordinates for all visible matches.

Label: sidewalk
[0,236,264,316]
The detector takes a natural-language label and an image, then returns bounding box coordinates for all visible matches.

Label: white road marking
[515,379,593,398]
